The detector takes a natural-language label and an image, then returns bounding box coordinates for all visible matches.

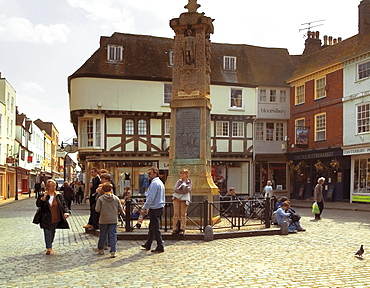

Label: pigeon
[355,245,364,258]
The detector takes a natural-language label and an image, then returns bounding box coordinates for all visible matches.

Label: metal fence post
[125,199,132,232]
[203,199,209,231]
[264,197,271,228]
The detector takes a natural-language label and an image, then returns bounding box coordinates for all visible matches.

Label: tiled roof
[289,30,370,81]
[69,33,297,88]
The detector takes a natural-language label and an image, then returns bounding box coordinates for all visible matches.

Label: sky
[0,0,362,144]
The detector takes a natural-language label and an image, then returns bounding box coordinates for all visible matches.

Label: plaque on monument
[175,107,201,159]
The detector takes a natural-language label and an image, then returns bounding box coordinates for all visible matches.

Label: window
[295,85,305,105]
[256,122,263,141]
[275,123,284,141]
[295,118,305,129]
[79,118,102,148]
[125,119,134,135]
[216,121,229,137]
[223,56,236,71]
[168,50,174,66]
[232,122,244,137]
[6,117,9,137]
[315,77,326,99]
[107,45,123,61]
[11,97,14,111]
[358,61,370,80]
[0,114,2,135]
[7,92,10,108]
[280,91,286,102]
[270,90,277,102]
[164,83,172,104]
[259,89,266,102]
[315,113,326,141]
[357,103,370,133]
[138,119,147,135]
[164,119,171,135]
[266,123,274,141]
[230,88,243,108]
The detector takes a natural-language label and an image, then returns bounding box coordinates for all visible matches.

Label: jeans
[144,207,164,250]
[43,222,59,249]
[98,224,117,252]
[172,198,188,231]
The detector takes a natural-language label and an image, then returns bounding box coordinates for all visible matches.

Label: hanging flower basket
[330,159,340,170]
[314,160,325,172]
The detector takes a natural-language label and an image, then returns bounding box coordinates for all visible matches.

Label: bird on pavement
[355,245,364,258]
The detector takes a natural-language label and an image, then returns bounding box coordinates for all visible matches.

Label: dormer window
[107,45,123,61]
[168,50,174,66]
[223,56,236,71]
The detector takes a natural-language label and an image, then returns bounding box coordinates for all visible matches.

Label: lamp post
[59,141,78,183]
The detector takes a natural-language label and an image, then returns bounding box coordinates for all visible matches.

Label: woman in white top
[172,169,192,235]
[263,180,274,198]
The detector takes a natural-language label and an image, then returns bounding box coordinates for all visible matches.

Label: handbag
[288,209,301,222]
[32,207,42,224]
[312,202,320,214]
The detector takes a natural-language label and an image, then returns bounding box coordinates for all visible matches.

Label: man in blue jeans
[141,166,165,253]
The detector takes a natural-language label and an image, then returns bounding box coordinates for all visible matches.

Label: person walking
[314,177,325,220]
[172,169,192,235]
[95,182,123,258]
[141,167,165,253]
[263,180,274,198]
[60,182,74,211]
[34,179,70,255]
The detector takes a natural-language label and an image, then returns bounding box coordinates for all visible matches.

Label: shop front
[343,147,370,203]
[286,147,350,201]
[254,154,288,198]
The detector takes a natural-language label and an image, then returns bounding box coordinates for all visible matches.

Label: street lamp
[59,141,78,182]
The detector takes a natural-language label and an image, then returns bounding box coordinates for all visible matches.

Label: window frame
[279,90,287,103]
[79,117,104,149]
[164,119,171,135]
[270,90,277,102]
[259,89,267,102]
[163,83,172,105]
[315,77,326,100]
[216,121,229,137]
[315,113,326,142]
[232,122,244,137]
[125,119,134,135]
[223,56,236,71]
[138,119,147,136]
[107,45,123,61]
[256,122,264,141]
[230,87,243,109]
[358,61,370,80]
[295,85,305,105]
[357,103,370,134]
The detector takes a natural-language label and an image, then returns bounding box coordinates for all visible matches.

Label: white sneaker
[110,252,116,258]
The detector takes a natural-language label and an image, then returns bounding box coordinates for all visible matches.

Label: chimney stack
[359,0,370,35]
[303,31,322,55]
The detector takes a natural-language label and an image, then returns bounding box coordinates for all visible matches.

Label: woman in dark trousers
[35,179,70,255]
[314,177,325,220]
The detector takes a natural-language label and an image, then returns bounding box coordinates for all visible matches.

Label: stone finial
[184,0,200,12]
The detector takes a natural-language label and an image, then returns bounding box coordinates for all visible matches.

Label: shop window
[353,158,370,193]
[357,103,370,133]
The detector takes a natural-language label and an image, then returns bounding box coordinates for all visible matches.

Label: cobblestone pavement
[1,197,370,287]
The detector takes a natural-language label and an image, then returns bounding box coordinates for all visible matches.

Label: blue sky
[0,0,361,142]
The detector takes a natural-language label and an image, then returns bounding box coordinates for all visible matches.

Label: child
[95,182,123,258]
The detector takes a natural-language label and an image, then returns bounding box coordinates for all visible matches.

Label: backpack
[290,211,301,222]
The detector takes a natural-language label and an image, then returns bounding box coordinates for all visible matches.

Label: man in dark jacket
[60,182,74,211]
[83,167,101,229]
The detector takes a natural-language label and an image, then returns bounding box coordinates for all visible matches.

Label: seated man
[275,201,306,233]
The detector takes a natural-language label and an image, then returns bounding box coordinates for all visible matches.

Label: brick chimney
[359,0,370,35]
[303,31,322,55]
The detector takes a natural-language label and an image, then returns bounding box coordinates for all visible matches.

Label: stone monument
[165,0,219,217]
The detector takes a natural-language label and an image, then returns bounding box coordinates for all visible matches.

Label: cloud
[0,15,70,44]
[22,82,45,93]
[67,0,135,32]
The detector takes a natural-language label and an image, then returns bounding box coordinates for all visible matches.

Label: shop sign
[343,148,370,156]
[352,195,370,202]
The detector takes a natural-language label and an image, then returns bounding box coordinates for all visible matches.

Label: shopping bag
[312,202,320,214]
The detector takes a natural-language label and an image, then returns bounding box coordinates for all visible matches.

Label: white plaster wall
[107,137,121,151]
[232,139,244,152]
[106,118,122,134]
[210,85,256,115]
[343,57,370,146]
[216,139,229,152]
[70,78,172,113]
[150,119,161,135]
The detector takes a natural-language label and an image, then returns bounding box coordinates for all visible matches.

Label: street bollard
[280,217,289,235]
